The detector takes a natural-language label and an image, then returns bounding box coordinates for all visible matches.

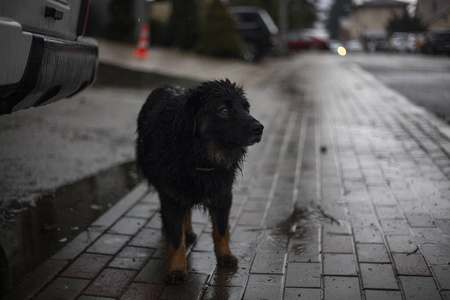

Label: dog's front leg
[160,199,188,285]
[209,195,238,267]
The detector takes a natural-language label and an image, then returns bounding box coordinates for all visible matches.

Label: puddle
[0,161,142,296]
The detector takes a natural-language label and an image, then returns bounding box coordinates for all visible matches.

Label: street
[1,48,450,299]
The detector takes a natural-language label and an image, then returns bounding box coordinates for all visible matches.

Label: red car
[288,31,329,50]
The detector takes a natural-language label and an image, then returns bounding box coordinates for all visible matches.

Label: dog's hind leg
[184,209,197,244]
[160,199,188,285]
[209,197,238,267]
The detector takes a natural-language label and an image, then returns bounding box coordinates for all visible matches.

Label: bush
[166,0,200,49]
[107,0,135,43]
[196,0,243,58]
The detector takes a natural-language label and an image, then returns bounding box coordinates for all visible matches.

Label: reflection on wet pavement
[0,161,141,295]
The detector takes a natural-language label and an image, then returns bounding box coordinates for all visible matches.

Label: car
[345,39,364,52]
[421,30,450,55]
[0,0,98,115]
[288,31,329,51]
[228,6,278,62]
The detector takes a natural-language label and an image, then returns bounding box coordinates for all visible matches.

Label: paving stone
[159,273,208,300]
[134,258,166,284]
[421,244,450,265]
[404,212,436,228]
[187,251,216,274]
[129,228,163,249]
[386,235,418,253]
[360,263,398,290]
[61,253,113,279]
[322,234,354,253]
[145,214,163,229]
[375,206,404,219]
[288,243,320,263]
[250,252,285,274]
[285,263,320,288]
[380,219,410,235]
[202,286,243,300]
[365,290,403,300]
[120,282,165,300]
[83,268,137,298]
[209,268,248,287]
[126,203,158,219]
[87,234,130,255]
[323,276,360,300]
[356,243,390,263]
[283,288,320,299]
[431,265,450,290]
[35,277,90,300]
[109,246,155,270]
[243,274,283,300]
[392,253,431,276]
[238,211,265,226]
[256,231,289,252]
[192,232,215,252]
[400,276,441,300]
[354,227,384,243]
[323,254,357,276]
[109,217,146,235]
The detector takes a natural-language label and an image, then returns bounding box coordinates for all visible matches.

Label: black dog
[136,79,263,285]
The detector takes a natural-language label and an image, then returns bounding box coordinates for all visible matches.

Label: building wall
[416,0,450,30]
[348,6,406,39]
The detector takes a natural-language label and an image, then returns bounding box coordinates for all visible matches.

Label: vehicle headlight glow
[337,46,347,56]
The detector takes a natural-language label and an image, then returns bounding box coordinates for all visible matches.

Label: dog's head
[187,79,264,166]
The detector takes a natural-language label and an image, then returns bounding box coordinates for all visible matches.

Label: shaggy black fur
[136,79,263,284]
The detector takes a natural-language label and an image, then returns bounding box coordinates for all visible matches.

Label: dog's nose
[251,121,264,135]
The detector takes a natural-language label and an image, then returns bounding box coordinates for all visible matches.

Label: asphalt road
[352,53,450,123]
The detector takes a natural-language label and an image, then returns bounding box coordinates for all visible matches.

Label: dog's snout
[251,121,264,135]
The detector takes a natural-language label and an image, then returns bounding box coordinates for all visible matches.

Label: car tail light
[77,0,90,36]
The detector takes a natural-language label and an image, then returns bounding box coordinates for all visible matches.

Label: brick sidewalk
[5,54,450,300]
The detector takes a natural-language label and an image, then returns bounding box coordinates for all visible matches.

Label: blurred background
[86,0,449,59]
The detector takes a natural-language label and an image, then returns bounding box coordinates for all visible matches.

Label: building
[416,0,450,30]
[347,0,408,41]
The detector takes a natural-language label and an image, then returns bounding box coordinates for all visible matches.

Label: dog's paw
[185,231,197,245]
[165,270,188,285]
[217,254,238,267]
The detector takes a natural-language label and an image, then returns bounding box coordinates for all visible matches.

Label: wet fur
[136,79,263,284]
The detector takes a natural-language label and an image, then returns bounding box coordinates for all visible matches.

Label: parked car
[228,6,278,62]
[0,0,98,115]
[288,31,329,51]
[421,30,450,55]
[345,39,364,52]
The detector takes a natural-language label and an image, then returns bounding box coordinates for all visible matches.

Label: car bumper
[0,20,98,115]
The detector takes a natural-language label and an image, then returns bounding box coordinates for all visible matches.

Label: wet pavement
[2,42,450,299]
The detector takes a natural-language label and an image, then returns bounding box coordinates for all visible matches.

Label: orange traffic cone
[134,24,150,59]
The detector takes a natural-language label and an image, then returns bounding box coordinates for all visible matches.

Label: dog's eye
[244,103,250,112]
[219,107,229,116]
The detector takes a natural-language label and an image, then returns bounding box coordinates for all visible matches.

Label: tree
[289,0,317,30]
[386,10,427,36]
[196,0,243,58]
[166,0,200,49]
[327,0,353,40]
[107,0,135,43]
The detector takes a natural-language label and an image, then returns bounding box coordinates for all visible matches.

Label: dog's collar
[196,167,216,172]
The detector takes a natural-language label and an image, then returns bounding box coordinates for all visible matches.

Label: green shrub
[107,0,135,43]
[166,0,200,49]
[196,0,243,58]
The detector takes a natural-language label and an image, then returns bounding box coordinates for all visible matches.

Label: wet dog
[136,79,263,285]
